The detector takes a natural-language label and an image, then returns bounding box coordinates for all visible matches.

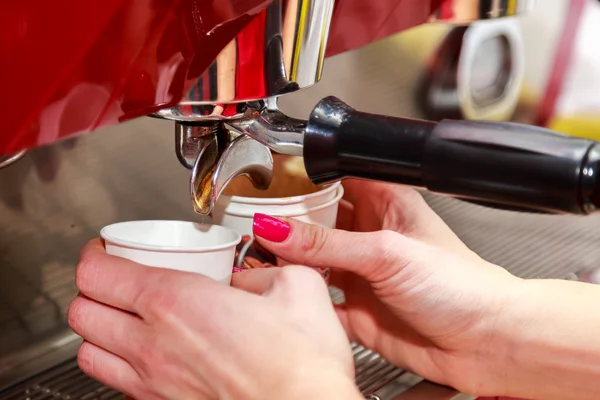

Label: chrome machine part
[418,19,525,122]
[226,98,306,157]
[458,18,525,121]
[155,0,335,121]
[163,0,536,214]
[165,0,333,214]
[191,134,274,215]
[189,133,221,214]
[0,150,27,169]
[431,0,536,23]
[180,98,304,215]
[175,123,219,170]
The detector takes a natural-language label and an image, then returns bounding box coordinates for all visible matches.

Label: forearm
[485,279,600,399]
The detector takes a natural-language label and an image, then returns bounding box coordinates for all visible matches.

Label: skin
[249,180,600,399]
[69,244,361,400]
[243,180,521,395]
[70,180,600,399]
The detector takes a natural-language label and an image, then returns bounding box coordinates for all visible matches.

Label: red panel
[326,0,440,57]
[0,0,438,156]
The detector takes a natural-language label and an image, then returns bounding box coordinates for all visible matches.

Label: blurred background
[2,0,600,398]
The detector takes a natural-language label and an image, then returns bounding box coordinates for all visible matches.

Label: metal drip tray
[0,360,124,400]
[0,348,414,400]
[0,287,423,400]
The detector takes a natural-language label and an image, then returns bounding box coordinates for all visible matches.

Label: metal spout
[190,133,273,216]
[176,99,306,215]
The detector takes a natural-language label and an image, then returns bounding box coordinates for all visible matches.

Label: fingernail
[253,214,290,243]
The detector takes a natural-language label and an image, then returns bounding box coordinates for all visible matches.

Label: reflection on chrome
[0,150,27,169]
[431,0,536,23]
[155,0,334,121]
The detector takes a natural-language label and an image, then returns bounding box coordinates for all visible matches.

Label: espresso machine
[3,0,600,218]
[2,0,599,399]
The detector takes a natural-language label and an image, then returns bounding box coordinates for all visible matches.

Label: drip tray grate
[0,347,406,400]
[0,360,123,400]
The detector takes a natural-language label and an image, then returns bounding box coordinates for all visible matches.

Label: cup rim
[219,185,345,218]
[100,220,242,253]
[221,181,341,205]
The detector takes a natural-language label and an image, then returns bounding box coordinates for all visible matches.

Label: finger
[341,179,383,206]
[253,214,415,282]
[231,268,279,294]
[77,239,226,317]
[68,295,147,361]
[77,238,160,313]
[77,341,144,399]
[263,266,341,331]
[343,180,438,230]
[336,199,355,231]
[234,265,331,305]
[343,181,467,249]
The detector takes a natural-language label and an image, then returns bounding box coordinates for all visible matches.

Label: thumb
[252,213,416,283]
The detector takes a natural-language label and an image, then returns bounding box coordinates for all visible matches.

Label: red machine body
[0,0,444,157]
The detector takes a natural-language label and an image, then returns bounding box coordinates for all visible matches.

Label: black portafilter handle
[303,96,600,215]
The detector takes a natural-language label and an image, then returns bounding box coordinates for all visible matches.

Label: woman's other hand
[248,179,522,396]
[68,240,362,400]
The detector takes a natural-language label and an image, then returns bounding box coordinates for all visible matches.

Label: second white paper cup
[212,182,343,235]
[100,221,241,285]
[212,183,343,282]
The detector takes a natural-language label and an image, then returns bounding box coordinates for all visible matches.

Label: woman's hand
[68,239,362,400]
[244,180,523,396]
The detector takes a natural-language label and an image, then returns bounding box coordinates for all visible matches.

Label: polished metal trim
[226,98,306,157]
[155,0,334,121]
[175,123,219,170]
[0,150,27,169]
[458,18,525,121]
[431,0,536,23]
[190,134,273,215]
[0,330,81,392]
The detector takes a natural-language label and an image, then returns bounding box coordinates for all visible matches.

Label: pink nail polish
[253,214,290,243]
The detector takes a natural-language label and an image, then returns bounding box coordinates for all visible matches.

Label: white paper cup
[212,183,343,281]
[100,221,241,285]
[213,182,343,236]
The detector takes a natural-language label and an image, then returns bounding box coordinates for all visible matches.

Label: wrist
[447,266,528,397]
[479,278,600,400]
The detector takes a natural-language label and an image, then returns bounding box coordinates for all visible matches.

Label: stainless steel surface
[0,117,195,390]
[431,0,536,22]
[191,134,274,215]
[168,3,534,214]
[0,15,593,400]
[353,343,409,395]
[0,331,81,392]
[0,360,125,400]
[154,0,334,121]
[457,19,524,120]
[184,97,305,214]
[0,151,27,169]
[0,345,425,400]
[0,289,428,399]
[227,98,306,157]
[175,122,219,170]
[189,132,221,214]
